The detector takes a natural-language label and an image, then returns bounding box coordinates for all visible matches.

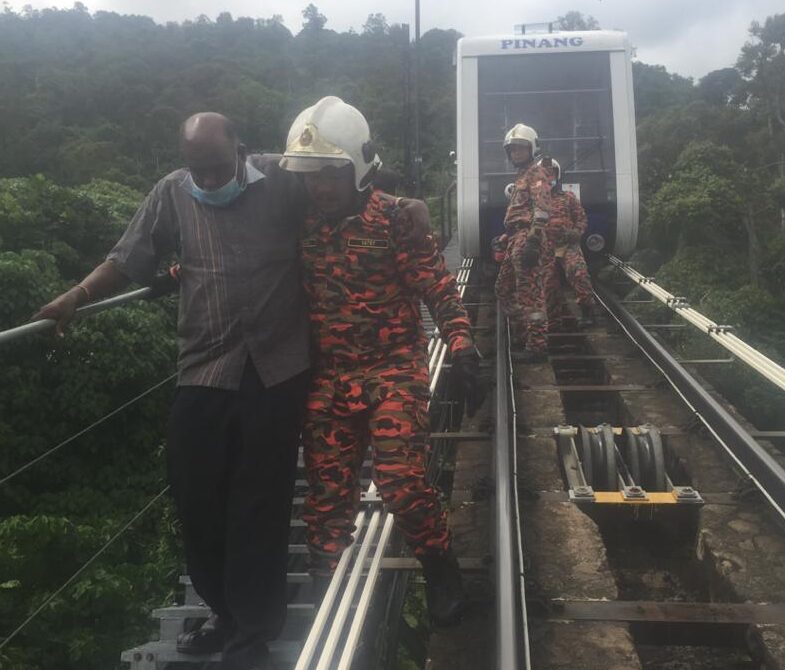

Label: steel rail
[300,257,473,670]
[495,306,521,670]
[0,287,154,347]
[595,284,785,522]
[506,317,532,668]
[608,255,785,393]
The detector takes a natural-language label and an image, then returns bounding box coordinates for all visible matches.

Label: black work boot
[578,303,596,328]
[420,551,465,626]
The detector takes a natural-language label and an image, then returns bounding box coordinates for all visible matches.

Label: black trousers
[167,361,309,669]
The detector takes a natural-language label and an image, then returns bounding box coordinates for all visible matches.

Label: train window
[477,52,615,210]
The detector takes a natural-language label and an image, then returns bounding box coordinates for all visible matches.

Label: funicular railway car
[456,28,639,262]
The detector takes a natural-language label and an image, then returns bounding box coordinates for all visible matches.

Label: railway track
[5,248,785,669]
[505,274,785,669]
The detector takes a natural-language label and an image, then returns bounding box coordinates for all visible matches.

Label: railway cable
[0,372,176,486]
[494,308,528,669]
[0,485,170,653]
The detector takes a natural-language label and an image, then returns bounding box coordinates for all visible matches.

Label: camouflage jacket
[503,162,553,234]
[300,191,474,367]
[544,188,588,246]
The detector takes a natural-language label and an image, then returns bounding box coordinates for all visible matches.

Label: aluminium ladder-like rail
[608,255,785,393]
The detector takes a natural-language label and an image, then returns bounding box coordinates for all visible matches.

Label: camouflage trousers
[558,245,594,306]
[546,244,595,330]
[494,229,558,351]
[301,356,450,574]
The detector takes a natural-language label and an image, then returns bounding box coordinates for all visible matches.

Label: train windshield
[477,51,615,211]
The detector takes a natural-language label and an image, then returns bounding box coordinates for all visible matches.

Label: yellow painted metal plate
[591,491,679,505]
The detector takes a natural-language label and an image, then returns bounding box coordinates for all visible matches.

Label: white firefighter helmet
[503,123,539,157]
[279,96,381,191]
[538,156,561,181]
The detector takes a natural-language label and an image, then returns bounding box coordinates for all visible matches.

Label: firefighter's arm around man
[392,211,472,353]
[391,210,487,416]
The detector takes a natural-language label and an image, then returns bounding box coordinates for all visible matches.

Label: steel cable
[0,485,170,652]
[0,373,176,486]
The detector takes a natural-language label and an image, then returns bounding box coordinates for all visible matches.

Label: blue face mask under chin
[186,158,246,207]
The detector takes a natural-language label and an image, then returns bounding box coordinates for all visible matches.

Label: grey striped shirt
[107,154,310,390]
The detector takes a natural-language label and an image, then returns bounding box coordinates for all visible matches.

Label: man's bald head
[180,113,246,191]
[180,113,238,148]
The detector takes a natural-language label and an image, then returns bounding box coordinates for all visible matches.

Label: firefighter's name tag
[347,238,389,249]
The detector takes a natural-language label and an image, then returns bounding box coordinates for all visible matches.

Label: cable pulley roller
[578,424,617,491]
[623,425,667,492]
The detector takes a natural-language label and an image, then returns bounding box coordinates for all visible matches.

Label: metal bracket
[707,324,734,334]
[569,485,595,502]
[672,486,703,504]
[666,296,691,309]
[622,485,648,500]
[554,425,578,437]
[360,490,383,504]
[128,651,157,670]
[677,357,735,365]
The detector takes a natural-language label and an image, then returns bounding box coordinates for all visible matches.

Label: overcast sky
[8,0,782,79]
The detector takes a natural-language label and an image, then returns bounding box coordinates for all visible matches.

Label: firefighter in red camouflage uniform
[279,96,485,626]
[538,157,597,329]
[493,123,554,363]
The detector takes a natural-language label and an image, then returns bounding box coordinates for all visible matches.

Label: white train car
[456,29,638,260]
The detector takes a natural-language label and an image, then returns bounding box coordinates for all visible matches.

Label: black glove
[491,234,509,263]
[452,347,487,418]
[520,236,540,270]
[146,263,181,299]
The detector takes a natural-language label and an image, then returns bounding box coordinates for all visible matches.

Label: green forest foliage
[0,3,458,193]
[630,13,785,427]
[1,4,785,668]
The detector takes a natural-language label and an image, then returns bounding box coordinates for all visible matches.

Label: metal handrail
[608,255,785,393]
[494,306,521,669]
[0,287,153,347]
[294,503,373,669]
[336,513,396,670]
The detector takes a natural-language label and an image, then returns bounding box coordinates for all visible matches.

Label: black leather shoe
[420,550,465,626]
[176,613,231,655]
